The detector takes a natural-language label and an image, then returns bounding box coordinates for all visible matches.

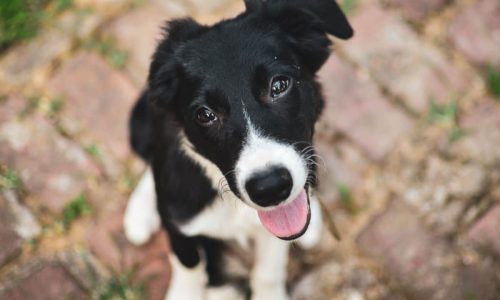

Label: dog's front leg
[251,231,289,300]
[123,167,161,245]
[165,254,207,300]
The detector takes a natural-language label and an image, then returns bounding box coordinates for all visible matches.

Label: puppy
[123,0,353,299]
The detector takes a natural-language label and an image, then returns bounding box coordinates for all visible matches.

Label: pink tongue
[257,189,309,238]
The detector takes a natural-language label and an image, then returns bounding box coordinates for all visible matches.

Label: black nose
[245,167,293,207]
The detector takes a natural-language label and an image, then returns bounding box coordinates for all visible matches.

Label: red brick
[187,0,238,15]
[47,52,139,161]
[357,200,497,299]
[105,1,188,86]
[0,211,22,267]
[466,204,500,257]
[0,12,101,92]
[314,139,369,203]
[0,97,99,213]
[318,56,414,161]
[448,0,500,68]
[454,98,500,165]
[381,0,447,22]
[0,263,87,300]
[86,200,170,298]
[341,4,468,113]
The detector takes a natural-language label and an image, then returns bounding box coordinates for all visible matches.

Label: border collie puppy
[123,0,353,299]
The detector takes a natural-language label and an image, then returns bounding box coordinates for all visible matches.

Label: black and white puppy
[123,0,353,299]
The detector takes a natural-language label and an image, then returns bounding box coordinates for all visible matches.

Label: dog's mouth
[256,187,311,240]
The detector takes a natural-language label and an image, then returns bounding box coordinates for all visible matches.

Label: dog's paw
[123,199,161,246]
[297,196,322,249]
[164,285,205,300]
[207,285,244,300]
[123,207,160,246]
[251,284,288,300]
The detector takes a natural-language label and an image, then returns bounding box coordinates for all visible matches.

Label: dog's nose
[245,167,293,207]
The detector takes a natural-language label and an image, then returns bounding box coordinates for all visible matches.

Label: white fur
[235,117,308,211]
[165,255,207,300]
[123,167,160,246]
[297,193,323,249]
[251,229,290,300]
[207,285,245,300]
[124,130,321,300]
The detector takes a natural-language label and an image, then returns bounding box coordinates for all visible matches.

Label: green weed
[48,96,65,116]
[0,0,44,50]
[61,193,92,228]
[337,182,356,214]
[95,272,146,300]
[0,0,72,51]
[85,38,128,68]
[487,66,500,99]
[85,143,102,159]
[0,169,22,190]
[428,99,467,143]
[341,0,358,16]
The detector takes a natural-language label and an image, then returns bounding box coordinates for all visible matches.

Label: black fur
[129,0,352,289]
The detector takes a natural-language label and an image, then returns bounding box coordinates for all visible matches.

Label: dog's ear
[148,18,206,109]
[244,0,264,11]
[263,0,353,72]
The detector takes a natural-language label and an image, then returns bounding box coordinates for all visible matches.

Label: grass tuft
[337,182,357,214]
[340,0,358,16]
[428,99,467,143]
[0,0,73,52]
[95,272,146,300]
[48,96,65,116]
[85,143,102,159]
[0,169,22,190]
[84,38,128,68]
[61,193,92,228]
[0,0,44,51]
[487,66,500,99]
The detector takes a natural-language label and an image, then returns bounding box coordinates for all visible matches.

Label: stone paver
[342,4,468,113]
[319,56,414,161]
[448,0,500,68]
[0,97,99,213]
[0,12,101,92]
[357,200,497,299]
[291,258,399,300]
[452,98,500,165]
[466,204,500,257]
[48,52,139,162]
[105,1,189,86]
[0,200,22,267]
[86,201,170,300]
[381,0,447,23]
[314,139,369,205]
[1,0,500,298]
[0,263,87,300]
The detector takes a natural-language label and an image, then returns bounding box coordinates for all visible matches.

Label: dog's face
[148,0,352,239]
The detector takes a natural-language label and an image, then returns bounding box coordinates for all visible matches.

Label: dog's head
[148,0,352,239]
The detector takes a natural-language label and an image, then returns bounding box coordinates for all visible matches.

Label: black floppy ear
[148,18,206,108]
[290,0,353,40]
[263,0,353,72]
[244,0,264,11]
[267,0,353,40]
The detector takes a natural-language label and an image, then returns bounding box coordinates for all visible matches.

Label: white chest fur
[178,193,261,244]
[178,134,264,244]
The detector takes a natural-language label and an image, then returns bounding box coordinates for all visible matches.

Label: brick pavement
[0,0,499,299]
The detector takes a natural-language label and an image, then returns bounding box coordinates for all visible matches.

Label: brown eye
[195,107,218,126]
[270,76,291,98]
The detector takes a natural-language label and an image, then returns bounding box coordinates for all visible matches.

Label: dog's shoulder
[149,115,219,225]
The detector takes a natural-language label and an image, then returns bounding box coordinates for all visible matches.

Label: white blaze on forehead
[235,112,308,210]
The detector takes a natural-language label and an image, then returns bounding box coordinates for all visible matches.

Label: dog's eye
[195,107,218,126]
[270,76,291,98]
